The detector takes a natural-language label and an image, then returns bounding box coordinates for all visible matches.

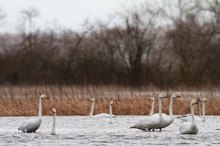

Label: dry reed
[0,85,219,116]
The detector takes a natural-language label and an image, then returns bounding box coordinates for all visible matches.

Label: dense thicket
[0,0,220,87]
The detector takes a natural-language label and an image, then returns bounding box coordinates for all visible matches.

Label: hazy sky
[0,0,146,33]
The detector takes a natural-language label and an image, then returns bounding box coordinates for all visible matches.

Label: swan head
[150,97,155,101]
[191,99,199,105]
[158,93,168,99]
[202,97,208,102]
[52,108,56,113]
[40,94,49,99]
[88,97,95,102]
[109,101,114,105]
[171,92,181,99]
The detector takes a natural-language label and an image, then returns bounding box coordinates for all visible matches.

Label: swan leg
[160,128,162,131]
[153,129,154,131]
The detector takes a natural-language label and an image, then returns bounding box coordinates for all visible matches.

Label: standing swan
[179,99,199,134]
[88,98,116,118]
[51,108,56,135]
[18,94,49,133]
[149,97,155,116]
[130,93,167,131]
[154,93,181,131]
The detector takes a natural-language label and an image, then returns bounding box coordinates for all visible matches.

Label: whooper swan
[178,97,208,122]
[88,98,116,118]
[130,93,167,131]
[154,93,181,131]
[18,94,49,133]
[179,99,199,135]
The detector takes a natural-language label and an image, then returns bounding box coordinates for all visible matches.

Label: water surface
[0,116,219,146]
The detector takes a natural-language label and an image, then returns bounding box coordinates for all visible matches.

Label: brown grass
[0,85,219,116]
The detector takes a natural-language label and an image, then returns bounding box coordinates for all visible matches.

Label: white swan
[177,97,208,122]
[179,99,199,134]
[130,93,167,131]
[51,108,56,135]
[154,93,181,131]
[18,94,49,133]
[149,97,155,116]
[88,98,116,118]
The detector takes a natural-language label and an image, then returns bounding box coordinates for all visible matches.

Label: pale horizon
[0,0,146,33]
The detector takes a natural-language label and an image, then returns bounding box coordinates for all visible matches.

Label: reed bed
[0,85,219,116]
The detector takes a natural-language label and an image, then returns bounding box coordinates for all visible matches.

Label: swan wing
[155,114,174,129]
[130,115,161,131]
[179,122,199,134]
[19,118,42,133]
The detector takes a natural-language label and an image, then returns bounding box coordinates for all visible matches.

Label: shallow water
[0,116,219,146]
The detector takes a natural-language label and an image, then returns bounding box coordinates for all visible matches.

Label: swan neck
[158,97,162,117]
[109,104,112,118]
[191,102,195,123]
[38,96,42,117]
[89,100,95,117]
[51,113,56,134]
[202,100,206,121]
[150,100,155,116]
[169,96,173,116]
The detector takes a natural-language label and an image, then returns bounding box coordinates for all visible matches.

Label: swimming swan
[178,97,208,122]
[88,98,116,118]
[130,93,167,131]
[18,94,49,133]
[51,108,56,135]
[154,93,181,131]
[179,99,199,135]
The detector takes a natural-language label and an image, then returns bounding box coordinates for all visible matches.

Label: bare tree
[20,7,39,34]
